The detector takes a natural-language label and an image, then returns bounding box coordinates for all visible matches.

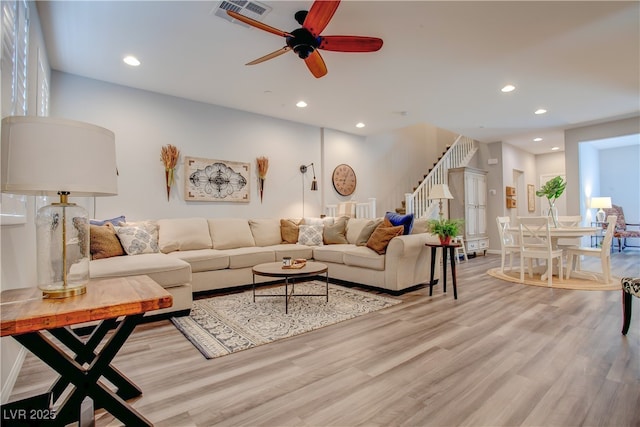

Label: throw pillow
[90,223,125,260]
[281,219,301,244]
[115,221,159,255]
[90,215,126,226]
[298,224,324,246]
[385,212,414,235]
[355,218,383,246]
[366,221,404,254]
[323,216,348,244]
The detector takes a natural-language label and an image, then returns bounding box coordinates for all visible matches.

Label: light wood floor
[9,250,640,426]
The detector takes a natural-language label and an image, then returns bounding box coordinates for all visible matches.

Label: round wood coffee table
[252,261,329,313]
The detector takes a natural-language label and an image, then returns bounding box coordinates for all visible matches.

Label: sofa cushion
[225,247,275,269]
[366,220,404,254]
[158,218,212,253]
[166,249,229,273]
[411,217,429,234]
[345,218,370,244]
[115,221,160,255]
[313,244,352,264]
[249,218,282,246]
[90,223,125,260]
[271,244,314,261]
[343,246,385,270]
[208,218,255,249]
[323,216,348,244]
[298,224,324,246]
[355,218,383,246]
[302,217,334,226]
[90,253,191,288]
[385,212,414,235]
[280,219,301,243]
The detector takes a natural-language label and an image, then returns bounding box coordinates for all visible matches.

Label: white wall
[599,144,640,223]
[578,142,601,224]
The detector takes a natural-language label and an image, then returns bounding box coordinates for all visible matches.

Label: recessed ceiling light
[123,55,140,66]
[533,137,543,142]
[356,122,365,128]
[296,101,307,108]
[551,146,560,151]
[501,84,516,93]
[534,108,547,115]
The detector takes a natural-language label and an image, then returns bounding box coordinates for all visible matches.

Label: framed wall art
[527,184,536,212]
[184,156,250,202]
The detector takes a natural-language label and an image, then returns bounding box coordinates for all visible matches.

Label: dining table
[511,225,600,281]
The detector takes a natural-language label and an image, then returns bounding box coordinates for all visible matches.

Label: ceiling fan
[227,0,383,78]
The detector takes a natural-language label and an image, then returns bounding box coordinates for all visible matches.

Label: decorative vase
[439,235,452,245]
[547,203,559,227]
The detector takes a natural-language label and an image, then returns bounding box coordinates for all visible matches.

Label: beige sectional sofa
[89,216,438,317]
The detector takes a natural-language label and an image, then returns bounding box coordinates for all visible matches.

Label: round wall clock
[332,164,357,196]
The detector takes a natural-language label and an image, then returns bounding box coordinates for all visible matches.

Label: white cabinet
[448,167,488,256]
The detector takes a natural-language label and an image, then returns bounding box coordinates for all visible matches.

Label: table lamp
[428,184,454,219]
[1,116,118,298]
[590,197,611,223]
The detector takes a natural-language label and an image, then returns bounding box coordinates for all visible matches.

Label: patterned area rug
[171,281,401,359]
[487,267,621,291]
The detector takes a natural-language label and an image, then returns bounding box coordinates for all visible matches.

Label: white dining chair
[518,216,564,286]
[496,216,519,273]
[566,215,617,283]
[453,235,468,263]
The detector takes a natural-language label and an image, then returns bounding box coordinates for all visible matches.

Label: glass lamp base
[596,209,606,223]
[36,201,90,298]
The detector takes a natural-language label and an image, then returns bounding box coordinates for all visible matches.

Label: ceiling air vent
[213,1,272,27]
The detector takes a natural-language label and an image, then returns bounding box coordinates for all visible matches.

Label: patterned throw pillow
[298,224,324,246]
[90,215,126,226]
[115,221,159,255]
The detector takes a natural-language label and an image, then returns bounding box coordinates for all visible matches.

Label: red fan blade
[319,36,383,52]
[227,10,291,38]
[246,46,292,65]
[303,1,340,37]
[304,50,328,78]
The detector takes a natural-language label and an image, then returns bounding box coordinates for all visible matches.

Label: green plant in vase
[535,176,566,227]
[427,218,464,245]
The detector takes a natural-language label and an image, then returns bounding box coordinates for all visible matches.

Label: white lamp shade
[590,197,612,209]
[1,116,117,197]
[428,184,454,200]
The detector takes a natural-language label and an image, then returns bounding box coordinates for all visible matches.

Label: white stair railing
[405,135,477,219]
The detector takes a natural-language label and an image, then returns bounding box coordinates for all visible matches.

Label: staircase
[400,135,477,218]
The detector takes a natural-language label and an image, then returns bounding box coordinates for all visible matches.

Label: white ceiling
[36,1,639,155]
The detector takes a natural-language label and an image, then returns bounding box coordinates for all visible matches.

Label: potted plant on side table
[427,218,464,245]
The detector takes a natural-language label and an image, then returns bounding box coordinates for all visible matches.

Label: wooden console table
[1,275,173,426]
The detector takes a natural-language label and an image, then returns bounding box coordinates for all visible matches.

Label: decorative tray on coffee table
[282,260,307,269]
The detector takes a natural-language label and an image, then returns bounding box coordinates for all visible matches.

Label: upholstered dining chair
[621,277,640,335]
[496,216,519,273]
[565,215,617,284]
[603,204,640,252]
[518,216,564,286]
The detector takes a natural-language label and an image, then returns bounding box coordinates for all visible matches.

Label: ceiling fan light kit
[227,0,383,78]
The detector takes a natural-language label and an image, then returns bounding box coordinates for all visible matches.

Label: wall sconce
[300,163,318,191]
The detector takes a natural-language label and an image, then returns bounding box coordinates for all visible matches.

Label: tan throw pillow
[323,216,348,244]
[281,219,301,243]
[90,223,125,260]
[366,220,404,254]
[356,218,383,246]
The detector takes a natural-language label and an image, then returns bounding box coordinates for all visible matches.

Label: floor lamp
[1,116,118,298]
